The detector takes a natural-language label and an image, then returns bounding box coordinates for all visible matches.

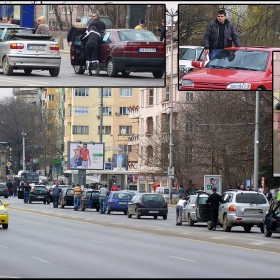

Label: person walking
[35,16,50,35]
[52,183,60,208]
[73,183,82,211]
[176,195,187,226]
[80,25,102,76]
[156,19,166,42]
[135,18,147,30]
[277,186,280,206]
[99,184,109,214]
[6,179,13,197]
[206,187,222,231]
[264,187,272,204]
[12,179,18,197]
[88,12,106,37]
[23,183,31,203]
[67,16,86,46]
[203,9,241,60]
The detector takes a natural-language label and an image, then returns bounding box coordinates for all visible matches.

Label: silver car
[0,26,61,76]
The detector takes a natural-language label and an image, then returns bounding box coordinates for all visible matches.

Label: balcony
[128,105,139,119]
[128,134,139,144]
[161,100,178,114]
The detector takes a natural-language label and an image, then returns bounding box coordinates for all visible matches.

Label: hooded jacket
[203,18,241,51]
[67,21,87,44]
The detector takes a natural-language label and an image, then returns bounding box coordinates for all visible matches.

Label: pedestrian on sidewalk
[23,183,31,203]
[176,195,187,226]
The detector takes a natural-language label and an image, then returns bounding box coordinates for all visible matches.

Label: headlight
[226,83,251,90]
[181,79,194,87]
[0,210,7,214]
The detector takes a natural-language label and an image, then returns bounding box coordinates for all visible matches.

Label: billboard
[112,153,128,171]
[204,175,222,195]
[68,142,104,170]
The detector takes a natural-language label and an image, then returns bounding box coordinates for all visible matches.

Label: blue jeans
[13,188,18,197]
[24,191,29,203]
[74,195,81,210]
[99,196,106,213]
[52,194,59,208]
[209,49,222,60]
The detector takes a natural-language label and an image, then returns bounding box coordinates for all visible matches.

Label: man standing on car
[206,187,222,231]
[52,183,60,208]
[99,184,109,214]
[73,183,82,211]
[203,9,241,60]
[67,16,86,46]
[88,12,106,37]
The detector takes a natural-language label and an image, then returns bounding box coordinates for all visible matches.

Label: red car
[180,46,280,90]
[70,28,165,78]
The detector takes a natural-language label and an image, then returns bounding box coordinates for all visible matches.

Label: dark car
[59,187,75,208]
[70,28,165,78]
[80,189,100,212]
[0,183,9,198]
[28,185,50,204]
[105,191,131,214]
[127,192,168,220]
[263,200,280,237]
[48,185,71,203]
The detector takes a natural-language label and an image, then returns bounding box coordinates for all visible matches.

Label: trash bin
[18,190,24,199]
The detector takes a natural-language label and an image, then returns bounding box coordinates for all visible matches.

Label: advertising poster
[204,175,222,195]
[68,142,104,170]
[112,153,128,171]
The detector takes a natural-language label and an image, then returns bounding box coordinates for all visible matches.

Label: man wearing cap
[206,187,222,231]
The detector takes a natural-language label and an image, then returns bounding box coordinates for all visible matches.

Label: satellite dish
[121,128,126,135]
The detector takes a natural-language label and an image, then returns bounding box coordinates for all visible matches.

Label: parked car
[123,190,139,198]
[263,200,280,237]
[105,191,131,214]
[0,199,9,229]
[28,185,50,204]
[0,183,9,198]
[70,28,165,78]
[180,46,280,90]
[127,192,168,220]
[48,185,71,203]
[80,189,100,212]
[59,187,75,208]
[155,187,179,203]
[81,15,115,29]
[182,191,210,226]
[0,26,61,76]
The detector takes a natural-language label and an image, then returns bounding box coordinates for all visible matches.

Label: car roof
[224,46,280,51]
[179,45,203,49]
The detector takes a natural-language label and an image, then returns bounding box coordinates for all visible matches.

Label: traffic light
[7,168,10,175]
[4,165,8,175]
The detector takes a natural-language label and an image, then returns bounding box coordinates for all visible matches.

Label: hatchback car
[180,46,280,90]
[127,192,168,219]
[0,199,9,229]
[59,187,75,208]
[263,200,280,237]
[70,28,165,78]
[28,185,50,204]
[0,26,61,76]
[80,189,100,212]
[105,191,131,214]
[0,183,9,198]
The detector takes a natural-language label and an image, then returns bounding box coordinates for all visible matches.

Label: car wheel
[188,214,194,226]
[4,195,8,199]
[43,200,46,204]
[124,210,127,215]
[154,216,158,219]
[136,209,141,219]
[152,70,164,78]
[260,225,264,233]
[207,221,213,230]
[96,207,100,212]
[223,215,231,232]
[24,69,32,74]
[107,58,118,77]
[244,226,252,232]
[163,215,167,220]
[121,70,130,77]
[49,68,60,77]
[106,205,111,214]
[74,65,85,74]
[3,56,13,75]
[264,226,272,237]
[127,210,132,218]
[47,200,50,204]
[2,224,8,229]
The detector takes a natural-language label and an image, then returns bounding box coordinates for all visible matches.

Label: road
[0,53,165,87]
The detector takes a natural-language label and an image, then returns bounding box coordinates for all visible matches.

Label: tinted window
[67,189,74,194]
[142,194,164,202]
[198,197,208,204]
[236,193,267,204]
[92,191,99,197]
[34,187,46,191]
[118,30,159,41]
[113,193,130,199]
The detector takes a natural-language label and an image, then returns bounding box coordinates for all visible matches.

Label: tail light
[228,205,236,212]
[108,200,115,204]
[83,197,89,200]
[10,43,24,49]
[163,202,168,207]
[50,44,59,51]
[5,188,8,192]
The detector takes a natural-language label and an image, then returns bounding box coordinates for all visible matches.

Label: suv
[213,189,270,232]
[28,185,50,204]
[81,15,115,29]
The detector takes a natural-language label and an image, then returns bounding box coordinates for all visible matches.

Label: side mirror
[192,61,201,68]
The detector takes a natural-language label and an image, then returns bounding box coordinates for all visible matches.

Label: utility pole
[253,91,259,191]
[100,88,103,143]
[22,129,26,171]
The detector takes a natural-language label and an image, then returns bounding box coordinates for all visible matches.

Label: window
[99,88,112,97]
[120,107,129,115]
[98,126,111,135]
[185,146,194,163]
[119,126,132,135]
[140,90,144,107]
[186,92,194,102]
[149,90,154,105]
[74,88,89,97]
[72,126,89,134]
[99,107,112,115]
[120,88,133,97]
[73,107,89,115]
[119,145,132,153]
[165,87,170,101]
[48,94,54,101]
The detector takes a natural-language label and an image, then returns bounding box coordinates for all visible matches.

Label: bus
[20,171,40,184]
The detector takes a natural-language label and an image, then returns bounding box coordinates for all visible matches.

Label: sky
[0,88,13,99]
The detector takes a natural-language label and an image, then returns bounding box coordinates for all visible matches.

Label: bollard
[57,36,64,50]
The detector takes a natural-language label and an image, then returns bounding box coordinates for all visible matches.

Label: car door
[196,192,210,221]
[99,30,112,69]
[128,193,139,214]
[70,28,86,66]
[218,193,231,223]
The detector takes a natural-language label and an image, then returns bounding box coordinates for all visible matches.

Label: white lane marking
[169,255,195,262]
[0,245,7,248]
[0,79,50,85]
[41,229,52,232]
[90,240,107,244]
[249,241,272,245]
[32,256,50,263]
[211,236,227,239]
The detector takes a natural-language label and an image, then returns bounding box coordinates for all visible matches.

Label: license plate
[246,209,259,214]
[138,48,156,52]
[118,202,127,204]
[28,45,46,51]
[37,196,44,198]
[149,211,159,213]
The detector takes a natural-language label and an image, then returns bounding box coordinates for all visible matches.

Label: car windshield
[205,50,269,71]
[118,30,159,41]
[179,47,204,61]
[236,193,267,204]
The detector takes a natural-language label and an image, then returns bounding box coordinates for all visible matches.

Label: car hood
[183,68,270,83]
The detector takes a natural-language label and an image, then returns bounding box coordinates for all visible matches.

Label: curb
[59,50,70,54]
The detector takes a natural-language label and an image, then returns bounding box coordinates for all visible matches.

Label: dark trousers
[176,205,183,224]
[210,207,219,228]
[52,194,59,208]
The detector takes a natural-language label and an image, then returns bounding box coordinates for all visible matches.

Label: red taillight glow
[109,200,115,204]
[228,205,236,212]
[50,44,59,51]
[10,43,24,49]
[236,218,242,221]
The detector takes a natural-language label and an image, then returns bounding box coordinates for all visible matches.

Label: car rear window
[34,187,46,191]
[67,189,74,194]
[235,193,267,204]
[92,191,99,197]
[142,194,164,202]
[113,193,130,199]
[118,30,158,41]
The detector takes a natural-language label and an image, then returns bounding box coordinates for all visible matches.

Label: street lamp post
[253,91,259,191]
[22,129,26,171]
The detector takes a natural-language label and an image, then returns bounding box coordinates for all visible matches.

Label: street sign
[167,167,174,176]
[7,162,11,167]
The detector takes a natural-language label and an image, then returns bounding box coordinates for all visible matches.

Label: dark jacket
[206,192,222,209]
[52,185,60,196]
[67,21,87,44]
[157,26,166,41]
[203,19,241,51]
[88,19,106,37]
[80,30,102,45]
[23,185,31,192]
[6,181,12,189]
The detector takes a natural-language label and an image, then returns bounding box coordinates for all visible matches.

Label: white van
[155,187,179,202]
